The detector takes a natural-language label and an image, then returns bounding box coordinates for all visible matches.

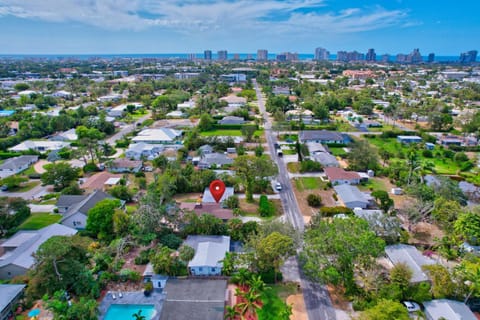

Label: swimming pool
[104,304,156,320]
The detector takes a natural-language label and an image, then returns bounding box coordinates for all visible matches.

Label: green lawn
[329,147,347,157]
[287,162,299,173]
[19,212,62,230]
[258,286,295,320]
[10,181,40,193]
[294,177,325,191]
[358,178,387,192]
[22,165,38,176]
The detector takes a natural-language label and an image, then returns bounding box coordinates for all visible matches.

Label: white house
[126,143,165,160]
[424,299,476,320]
[132,128,183,144]
[0,224,77,279]
[9,140,70,153]
[50,128,78,141]
[184,236,230,276]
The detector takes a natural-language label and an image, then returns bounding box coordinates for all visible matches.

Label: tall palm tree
[247,275,267,295]
[132,310,146,320]
[224,305,239,320]
[235,288,262,320]
[231,268,252,288]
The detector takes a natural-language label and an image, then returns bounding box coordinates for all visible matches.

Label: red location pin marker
[209,180,226,203]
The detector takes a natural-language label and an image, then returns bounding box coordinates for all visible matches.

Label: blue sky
[0,0,478,55]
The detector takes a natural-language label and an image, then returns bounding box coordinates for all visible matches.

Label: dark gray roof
[0,155,38,171]
[299,130,344,142]
[160,279,227,320]
[0,284,25,311]
[60,190,113,222]
[424,299,476,320]
[385,244,436,283]
[333,184,368,205]
[56,195,87,207]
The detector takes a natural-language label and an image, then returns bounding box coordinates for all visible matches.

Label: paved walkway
[33,160,49,174]
[237,193,281,200]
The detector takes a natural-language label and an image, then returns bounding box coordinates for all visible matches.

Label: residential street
[254,79,337,320]
[105,112,151,146]
[0,183,49,200]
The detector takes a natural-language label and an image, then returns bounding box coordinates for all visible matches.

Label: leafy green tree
[359,299,410,320]
[234,155,278,202]
[178,245,195,263]
[44,290,99,320]
[423,264,455,298]
[76,125,105,165]
[347,139,379,171]
[86,199,122,240]
[258,195,275,217]
[301,216,385,293]
[455,210,480,245]
[432,197,461,230]
[0,175,28,189]
[109,185,133,202]
[241,125,257,142]
[41,162,80,191]
[150,246,185,276]
[182,213,228,236]
[390,263,413,300]
[250,231,295,282]
[307,194,322,207]
[27,235,96,298]
[14,83,30,91]
[371,190,394,213]
[0,197,30,237]
[198,114,215,131]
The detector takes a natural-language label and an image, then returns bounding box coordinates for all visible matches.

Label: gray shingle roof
[59,190,114,223]
[0,155,38,171]
[185,235,230,268]
[0,284,25,311]
[424,299,476,320]
[0,224,77,271]
[333,184,368,205]
[385,244,436,283]
[299,130,344,142]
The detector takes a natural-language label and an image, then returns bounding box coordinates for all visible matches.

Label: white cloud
[0,0,411,34]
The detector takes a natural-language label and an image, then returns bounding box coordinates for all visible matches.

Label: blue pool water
[104,304,155,320]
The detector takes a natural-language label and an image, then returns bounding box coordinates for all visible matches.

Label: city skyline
[0,0,479,54]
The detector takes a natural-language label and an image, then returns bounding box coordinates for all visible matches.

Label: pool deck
[99,291,166,320]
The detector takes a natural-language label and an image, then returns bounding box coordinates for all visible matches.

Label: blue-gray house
[397,135,422,144]
[184,235,230,276]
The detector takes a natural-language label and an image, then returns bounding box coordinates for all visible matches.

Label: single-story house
[202,186,234,204]
[385,244,436,283]
[272,86,290,95]
[131,128,183,144]
[125,143,165,160]
[49,128,78,141]
[198,153,233,169]
[423,299,476,320]
[0,284,26,320]
[324,167,361,185]
[80,172,122,191]
[57,190,115,229]
[160,279,227,320]
[51,90,72,98]
[286,109,314,123]
[299,130,348,144]
[333,184,369,209]
[177,101,196,109]
[198,144,214,156]
[0,155,38,178]
[311,152,339,168]
[218,116,245,125]
[166,110,185,118]
[397,135,422,144]
[0,224,77,279]
[439,135,463,146]
[219,95,247,108]
[179,202,234,221]
[184,235,230,276]
[9,140,70,153]
[108,159,143,173]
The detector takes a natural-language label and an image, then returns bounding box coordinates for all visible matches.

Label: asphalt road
[105,112,151,146]
[253,80,336,320]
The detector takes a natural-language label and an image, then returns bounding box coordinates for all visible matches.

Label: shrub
[259,268,283,284]
[160,233,183,249]
[134,171,145,178]
[454,152,469,163]
[422,149,433,158]
[83,163,99,173]
[224,195,239,209]
[307,194,322,207]
[319,206,353,217]
[134,249,152,265]
[258,195,275,217]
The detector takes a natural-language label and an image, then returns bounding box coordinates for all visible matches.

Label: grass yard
[357,178,388,192]
[293,177,325,191]
[10,181,40,193]
[329,147,348,157]
[286,162,300,173]
[258,285,295,320]
[19,212,62,230]
[22,165,38,176]
[200,129,263,137]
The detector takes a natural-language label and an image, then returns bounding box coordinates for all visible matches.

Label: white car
[402,301,421,313]
[275,182,282,191]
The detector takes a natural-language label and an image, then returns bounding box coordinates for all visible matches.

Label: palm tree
[224,305,239,320]
[231,268,252,288]
[247,275,267,294]
[132,310,146,320]
[235,288,262,320]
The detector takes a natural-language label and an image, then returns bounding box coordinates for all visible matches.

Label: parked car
[0,185,8,191]
[402,301,421,313]
[275,182,282,191]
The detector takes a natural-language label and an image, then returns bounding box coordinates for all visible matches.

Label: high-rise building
[233,54,240,61]
[460,50,478,63]
[187,53,196,61]
[204,50,212,60]
[217,50,228,61]
[407,48,422,63]
[396,53,408,63]
[337,51,364,62]
[276,54,286,62]
[314,47,329,61]
[366,48,376,62]
[257,49,268,61]
[427,53,435,63]
[381,54,390,63]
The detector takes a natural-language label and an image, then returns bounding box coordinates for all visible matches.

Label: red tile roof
[324,167,360,181]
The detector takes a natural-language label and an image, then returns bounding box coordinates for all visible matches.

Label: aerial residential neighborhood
[0,5,479,319]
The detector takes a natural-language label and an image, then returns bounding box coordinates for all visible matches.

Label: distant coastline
[0,53,466,63]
